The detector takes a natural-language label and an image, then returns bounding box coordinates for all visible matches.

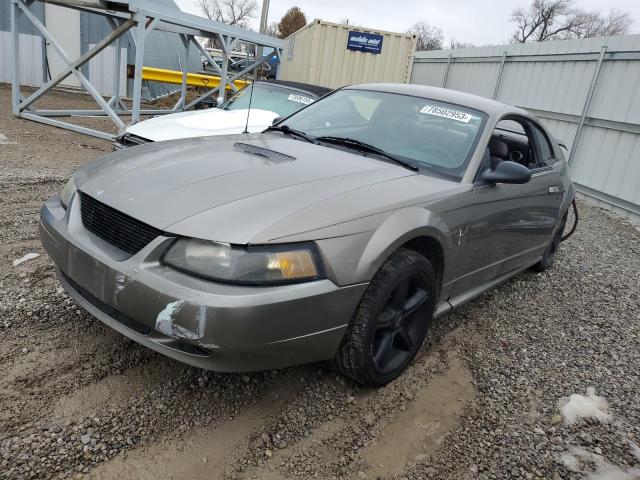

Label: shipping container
[279,19,416,88]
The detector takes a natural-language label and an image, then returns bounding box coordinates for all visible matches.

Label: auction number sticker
[419,104,473,123]
[288,94,314,105]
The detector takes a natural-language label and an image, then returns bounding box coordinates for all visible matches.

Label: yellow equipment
[141,66,248,90]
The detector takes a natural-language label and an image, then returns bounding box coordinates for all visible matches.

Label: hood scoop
[234,142,295,163]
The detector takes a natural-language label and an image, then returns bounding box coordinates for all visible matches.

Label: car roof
[345,83,528,117]
[258,80,332,98]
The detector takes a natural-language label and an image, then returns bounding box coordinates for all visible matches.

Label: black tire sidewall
[345,249,436,386]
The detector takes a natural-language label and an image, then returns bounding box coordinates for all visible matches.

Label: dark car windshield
[221,83,317,117]
[278,89,487,179]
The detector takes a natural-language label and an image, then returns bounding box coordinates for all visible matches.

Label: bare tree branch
[407,22,444,51]
[511,0,633,43]
[197,0,258,28]
[449,38,475,50]
[264,21,279,37]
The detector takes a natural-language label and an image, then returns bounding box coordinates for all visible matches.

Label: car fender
[354,206,451,283]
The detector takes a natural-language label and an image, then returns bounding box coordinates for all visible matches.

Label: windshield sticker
[420,104,473,123]
[288,94,314,105]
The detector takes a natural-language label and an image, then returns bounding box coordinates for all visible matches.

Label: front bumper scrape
[39,195,367,372]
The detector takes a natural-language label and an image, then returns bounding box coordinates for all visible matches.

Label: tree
[264,21,279,37]
[511,0,632,43]
[407,22,444,51]
[449,38,475,49]
[571,8,633,38]
[277,7,307,39]
[198,0,258,29]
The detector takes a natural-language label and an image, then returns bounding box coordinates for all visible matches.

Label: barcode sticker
[419,104,473,123]
[287,94,314,105]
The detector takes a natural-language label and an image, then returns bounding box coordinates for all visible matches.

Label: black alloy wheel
[334,248,436,386]
[371,271,430,375]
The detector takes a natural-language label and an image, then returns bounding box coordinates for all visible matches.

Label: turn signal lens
[267,251,318,279]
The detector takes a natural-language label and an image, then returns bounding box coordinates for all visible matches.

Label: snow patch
[558,387,611,426]
[155,301,185,337]
[560,446,640,480]
[0,133,17,145]
[13,252,40,267]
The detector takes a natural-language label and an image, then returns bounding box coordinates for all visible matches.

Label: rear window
[222,84,316,117]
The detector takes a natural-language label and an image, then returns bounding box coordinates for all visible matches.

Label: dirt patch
[51,364,168,421]
[87,381,299,480]
[358,358,474,478]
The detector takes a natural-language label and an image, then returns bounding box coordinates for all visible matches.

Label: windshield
[278,89,487,179]
[221,83,317,117]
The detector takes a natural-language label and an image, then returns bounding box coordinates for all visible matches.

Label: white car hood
[125,108,279,142]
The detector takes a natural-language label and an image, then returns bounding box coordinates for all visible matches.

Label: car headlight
[161,239,322,285]
[60,177,77,209]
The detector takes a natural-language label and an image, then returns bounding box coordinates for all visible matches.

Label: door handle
[548,186,561,194]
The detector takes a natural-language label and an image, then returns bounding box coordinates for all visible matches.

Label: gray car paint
[40,83,575,372]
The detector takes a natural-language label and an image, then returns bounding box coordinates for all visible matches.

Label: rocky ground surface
[1,84,639,480]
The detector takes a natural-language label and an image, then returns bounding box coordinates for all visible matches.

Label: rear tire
[334,249,436,387]
[532,212,568,272]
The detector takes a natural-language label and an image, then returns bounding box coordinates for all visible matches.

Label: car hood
[76,134,455,244]
[125,108,279,141]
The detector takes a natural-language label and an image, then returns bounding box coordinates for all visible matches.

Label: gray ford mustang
[40,83,575,386]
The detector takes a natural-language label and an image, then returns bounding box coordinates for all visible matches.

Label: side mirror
[481,161,531,184]
[272,116,283,125]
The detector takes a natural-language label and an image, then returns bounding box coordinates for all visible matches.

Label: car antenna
[242,78,256,134]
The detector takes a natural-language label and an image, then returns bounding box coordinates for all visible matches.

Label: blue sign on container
[347,31,384,54]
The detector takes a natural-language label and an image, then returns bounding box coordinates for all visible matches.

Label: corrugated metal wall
[80,11,200,99]
[279,20,416,88]
[411,35,640,216]
[0,1,45,86]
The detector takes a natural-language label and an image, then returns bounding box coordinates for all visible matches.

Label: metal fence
[411,35,640,218]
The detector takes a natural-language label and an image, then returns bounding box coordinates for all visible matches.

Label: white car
[114,80,331,149]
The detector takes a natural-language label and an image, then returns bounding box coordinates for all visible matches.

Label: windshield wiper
[315,136,419,172]
[265,125,318,144]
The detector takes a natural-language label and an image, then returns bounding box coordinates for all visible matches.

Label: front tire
[334,249,436,387]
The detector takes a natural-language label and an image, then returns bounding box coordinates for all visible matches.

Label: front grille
[79,192,163,255]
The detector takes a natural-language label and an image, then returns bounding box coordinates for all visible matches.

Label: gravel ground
[1,84,639,480]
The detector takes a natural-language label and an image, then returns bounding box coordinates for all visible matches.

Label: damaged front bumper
[39,195,367,372]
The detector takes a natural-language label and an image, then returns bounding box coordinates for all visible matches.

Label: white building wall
[44,3,81,87]
[0,32,42,86]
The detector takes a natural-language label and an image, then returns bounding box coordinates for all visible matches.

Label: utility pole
[255,0,269,80]
[259,0,270,35]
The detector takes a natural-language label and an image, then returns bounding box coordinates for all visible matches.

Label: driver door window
[487,119,536,170]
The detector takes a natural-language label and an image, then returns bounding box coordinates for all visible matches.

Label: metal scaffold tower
[10,0,285,140]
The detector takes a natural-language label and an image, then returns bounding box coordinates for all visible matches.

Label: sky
[174,0,640,46]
